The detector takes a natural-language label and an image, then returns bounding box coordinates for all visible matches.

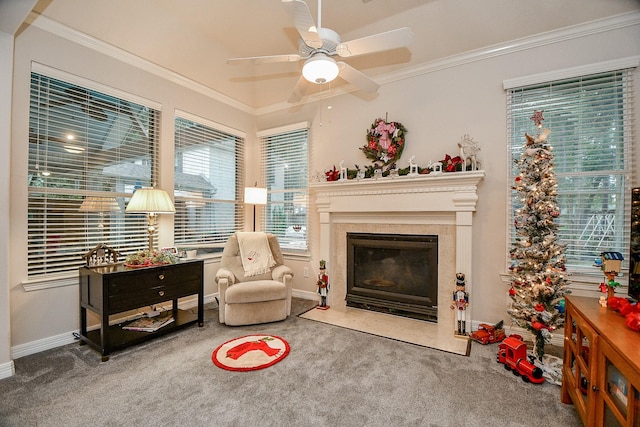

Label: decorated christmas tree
[508,110,570,360]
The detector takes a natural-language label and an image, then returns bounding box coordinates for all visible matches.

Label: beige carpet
[300,306,471,356]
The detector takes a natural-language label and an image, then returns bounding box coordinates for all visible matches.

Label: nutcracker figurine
[450,273,469,335]
[316,260,330,310]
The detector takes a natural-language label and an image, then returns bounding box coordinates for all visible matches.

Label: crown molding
[26,10,640,117]
[25,12,256,115]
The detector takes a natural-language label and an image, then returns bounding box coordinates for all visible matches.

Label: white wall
[4,11,640,364]
[256,18,640,325]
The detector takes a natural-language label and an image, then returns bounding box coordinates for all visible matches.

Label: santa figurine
[316,260,330,310]
[450,273,469,335]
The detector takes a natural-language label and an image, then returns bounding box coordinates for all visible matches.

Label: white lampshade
[302,54,339,84]
[79,196,121,212]
[244,187,267,205]
[125,188,175,251]
[125,188,175,214]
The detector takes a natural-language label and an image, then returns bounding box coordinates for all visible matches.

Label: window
[28,70,159,277]
[174,112,245,249]
[259,123,309,252]
[506,66,635,272]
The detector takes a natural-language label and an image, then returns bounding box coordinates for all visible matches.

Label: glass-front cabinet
[597,339,640,426]
[563,299,598,425]
[562,296,640,426]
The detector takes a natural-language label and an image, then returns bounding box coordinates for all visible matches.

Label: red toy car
[470,321,506,345]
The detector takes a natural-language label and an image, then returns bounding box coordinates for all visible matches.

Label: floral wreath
[361,117,407,166]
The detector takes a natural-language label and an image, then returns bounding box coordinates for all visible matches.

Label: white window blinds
[259,123,309,252]
[507,68,635,272]
[174,113,245,248]
[28,72,159,277]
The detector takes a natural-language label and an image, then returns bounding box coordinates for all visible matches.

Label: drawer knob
[158,290,165,296]
[158,274,165,280]
[592,385,599,392]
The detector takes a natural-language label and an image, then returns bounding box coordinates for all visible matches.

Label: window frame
[258,122,310,254]
[504,58,638,276]
[173,110,246,252]
[26,65,162,280]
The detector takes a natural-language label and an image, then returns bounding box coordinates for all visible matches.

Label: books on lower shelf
[122,315,175,332]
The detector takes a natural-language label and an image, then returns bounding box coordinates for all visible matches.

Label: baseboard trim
[11,330,78,360]
[0,360,15,380]
[292,289,320,302]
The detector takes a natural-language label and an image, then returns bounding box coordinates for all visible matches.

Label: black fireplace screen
[346,232,438,321]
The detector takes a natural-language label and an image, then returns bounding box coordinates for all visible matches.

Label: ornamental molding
[311,171,485,214]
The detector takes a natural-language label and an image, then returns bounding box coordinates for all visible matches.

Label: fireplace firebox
[346,233,438,322]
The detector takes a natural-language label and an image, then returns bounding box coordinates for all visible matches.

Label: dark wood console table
[79,259,204,361]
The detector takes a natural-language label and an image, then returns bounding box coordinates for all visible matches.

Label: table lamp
[125,188,175,251]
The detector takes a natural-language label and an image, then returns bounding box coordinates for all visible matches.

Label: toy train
[497,335,545,384]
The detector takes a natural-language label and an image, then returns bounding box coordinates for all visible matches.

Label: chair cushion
[224,280,287,304]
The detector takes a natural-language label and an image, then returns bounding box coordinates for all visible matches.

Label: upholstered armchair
[215,232,294,326]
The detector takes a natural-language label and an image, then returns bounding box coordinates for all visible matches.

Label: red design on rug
[226,338,280,360]
[212,335,290,372]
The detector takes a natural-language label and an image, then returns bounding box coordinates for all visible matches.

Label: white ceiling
[27,0,640,109]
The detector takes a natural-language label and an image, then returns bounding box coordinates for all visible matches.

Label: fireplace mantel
[310,171,485,325]
[311,171,485,214]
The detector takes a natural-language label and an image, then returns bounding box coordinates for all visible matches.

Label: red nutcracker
[316,260,330,310]
[450,273,469,335]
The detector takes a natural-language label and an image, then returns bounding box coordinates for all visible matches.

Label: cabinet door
[564,304,598,424]
[597,339,640,426]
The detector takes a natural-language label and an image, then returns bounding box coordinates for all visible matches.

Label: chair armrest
[272,264,294,282]
[215,267,236,285]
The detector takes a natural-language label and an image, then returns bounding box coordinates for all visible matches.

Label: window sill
[22,274,78,292]
[499,270,629,297]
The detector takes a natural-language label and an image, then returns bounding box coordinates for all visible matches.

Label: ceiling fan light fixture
[302,55,339,84]
[63,144,85,154]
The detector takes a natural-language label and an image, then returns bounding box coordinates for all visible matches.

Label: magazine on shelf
[122,315,175,332]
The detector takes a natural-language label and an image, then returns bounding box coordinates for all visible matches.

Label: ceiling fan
[227,0,414,103]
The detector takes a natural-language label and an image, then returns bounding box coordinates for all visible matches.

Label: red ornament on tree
[509,286,517,296]
[534,303,545,312]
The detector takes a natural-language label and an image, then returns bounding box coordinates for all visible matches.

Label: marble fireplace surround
[306,171,484,353]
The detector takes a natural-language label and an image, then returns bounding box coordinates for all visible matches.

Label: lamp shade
[79,196,121,212]
[125,188,175,214]
[302,54,339,84]
[244,187,267,205]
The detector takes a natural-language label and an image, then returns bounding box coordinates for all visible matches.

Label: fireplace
[346,232,438,321]
[311,171,484,329]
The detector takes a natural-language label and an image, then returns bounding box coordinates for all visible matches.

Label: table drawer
[109,264,200,293]
[107,263,202,312]
[108,279,200,312]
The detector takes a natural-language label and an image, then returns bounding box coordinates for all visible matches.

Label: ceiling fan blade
[336,27,414,58]
[227,54,302,65]
[337,62,380,93]
[281,0,323,49]
[288,76,310,103]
